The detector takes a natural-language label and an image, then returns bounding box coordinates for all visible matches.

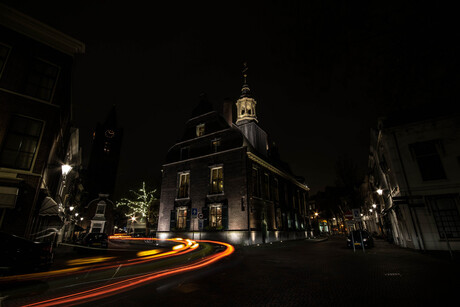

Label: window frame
[410,140,446,181]
[209,203,223,229]
[209,165,224,195]
[252,167,261,198]
[428,195,460,239]
[23,57,61,102]
[176,207,188,230]
[177,171,190,199]
[196,123,205,137]
[0,114,45,172]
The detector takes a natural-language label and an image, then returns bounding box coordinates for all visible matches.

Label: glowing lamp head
[62,164,72,176]
[75,212,79,217]
[377,189,383,195]
[369,209,373,213]
[372,204,377,209]
[69,206,74,211]
[131,216,136,221]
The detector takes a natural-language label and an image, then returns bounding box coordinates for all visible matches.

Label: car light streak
[0,238,196,283]
[136,249,162,257]
[23,240,234,307]
[66,256,116,266]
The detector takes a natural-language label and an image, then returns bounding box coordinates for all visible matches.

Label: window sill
[207,193,224,197]
[175,197,190,201]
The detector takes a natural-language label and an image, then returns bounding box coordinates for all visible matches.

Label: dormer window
[196,123,205,137]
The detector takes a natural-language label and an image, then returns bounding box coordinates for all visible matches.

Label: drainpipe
[392,132,425,251]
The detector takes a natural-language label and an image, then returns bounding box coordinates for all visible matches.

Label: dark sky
[2,1,459,198]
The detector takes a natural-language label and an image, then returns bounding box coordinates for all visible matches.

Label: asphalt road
[91,236,460,307]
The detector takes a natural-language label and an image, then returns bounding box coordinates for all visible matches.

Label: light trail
[0,237,194,283]
[22,240,234,307]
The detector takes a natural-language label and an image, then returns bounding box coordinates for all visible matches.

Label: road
[2,236,459,306]
[93,236,460,307]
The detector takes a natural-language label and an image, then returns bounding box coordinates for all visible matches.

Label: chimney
[223,97,233,126]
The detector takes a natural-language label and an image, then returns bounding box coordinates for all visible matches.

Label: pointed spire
[240,62,252,99]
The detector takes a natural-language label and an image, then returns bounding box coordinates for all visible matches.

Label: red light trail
[21,240,234,307]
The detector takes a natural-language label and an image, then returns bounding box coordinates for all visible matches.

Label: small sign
[198,219,203,229]
[198,213,203,219]
[352,208,361,221]
[191,208,197,217]
[344,211,353,220]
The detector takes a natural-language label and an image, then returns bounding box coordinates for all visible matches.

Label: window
[210,167,223,194]
[429,196,460,239]
[410,140,446,181]
[252,167,260,197]
[24,58,59,101]
[177,172,190,198]
[180,147,189,160]
[263,173,270,199]
[0,115,43,170]
[276,208,282,229]
[211,138,221,153]
[0,43,11,77]
[273,178,279,202]
[176,207,187,229]
[96,202,106,215]
[210,204,223,228]
[196,123,205,137]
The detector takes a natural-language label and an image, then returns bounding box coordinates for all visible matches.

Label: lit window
[177,172,190,198]
[176,207,187,229]
[24,58,60,101]
[196,123,205,137]
[0,115,43,170]
[210,204,223,228]
[210,167,223,194]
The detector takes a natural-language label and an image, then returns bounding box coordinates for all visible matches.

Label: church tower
[234,63,268,156]
[87,106,123,200]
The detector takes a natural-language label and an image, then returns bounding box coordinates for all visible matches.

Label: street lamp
[61,164,72,176]
[372,204,377,209]
[69,206,74,211]
[376,189,383,195]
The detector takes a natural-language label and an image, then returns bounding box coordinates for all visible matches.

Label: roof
[0,3,85,56]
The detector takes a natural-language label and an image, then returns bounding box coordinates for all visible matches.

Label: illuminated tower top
[236,62,258,124]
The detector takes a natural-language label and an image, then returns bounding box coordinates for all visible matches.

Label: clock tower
[86,106,123,201]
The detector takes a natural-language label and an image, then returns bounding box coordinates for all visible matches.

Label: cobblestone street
[94,236,460,307]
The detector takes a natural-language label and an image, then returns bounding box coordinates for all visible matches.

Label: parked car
[77,233,108,249]
[347,230,374,248]
[0,231,53,275]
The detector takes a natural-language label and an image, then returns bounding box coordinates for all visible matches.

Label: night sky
[2,1,459,199]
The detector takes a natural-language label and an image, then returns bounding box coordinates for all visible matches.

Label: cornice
[0,3,85,56]
[247,152,309,191]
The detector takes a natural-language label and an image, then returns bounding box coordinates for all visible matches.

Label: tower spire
[240,62,252,99]
[236,62,257,123]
